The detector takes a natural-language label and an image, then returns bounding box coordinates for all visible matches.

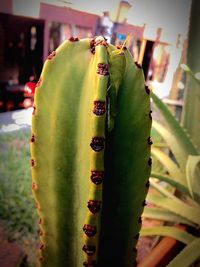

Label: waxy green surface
[30,37,151,267]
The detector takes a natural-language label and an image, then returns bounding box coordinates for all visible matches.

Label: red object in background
[24,81,36,94]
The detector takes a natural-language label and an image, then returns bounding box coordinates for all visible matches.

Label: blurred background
[0,1,199,266]
[0,0,192,115]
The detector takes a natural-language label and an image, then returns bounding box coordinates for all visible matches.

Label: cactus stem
[47,51,56,60]
[83,224,97,237]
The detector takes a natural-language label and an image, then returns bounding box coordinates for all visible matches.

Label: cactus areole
[30,36,152,267]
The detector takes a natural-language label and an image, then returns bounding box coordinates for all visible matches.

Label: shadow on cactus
[30,36,152,267]
[140,92,200,267]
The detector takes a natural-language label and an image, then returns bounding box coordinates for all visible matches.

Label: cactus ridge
[30,36,151,267]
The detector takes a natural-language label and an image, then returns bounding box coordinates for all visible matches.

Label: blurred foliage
[0,129,38,266]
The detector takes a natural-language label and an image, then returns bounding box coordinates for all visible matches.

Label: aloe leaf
[146,194,200,225]
[186,155,200,200]
[151,172,200,203]
[142,207,197,227]
[150,179,180,201]
[151,147,186,185]
[140,226,196,244]
[167,238,200,267]
[152,120,188,172]
[151,93,198,156]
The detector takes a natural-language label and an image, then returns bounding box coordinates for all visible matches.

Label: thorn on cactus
[39,257,44,262]
[90,38,95,54]
[134,233,139,239]
[35,202,39,209]
[135,62,142,69]
[149,110,152,119]
[68,36,79,42]
[32,182,37,190]
[96,63,109,76]
[83,224,97,237]
[147,137,153,145]
[39,218,42,224]
[30,134,35,143]
[138,217,142,224]
[90,137,105,152]
[93,101,106,116]
[133,260,138,266]
[40,243,45,250]
[30,158,35,167]
[39,230,43,236]
[87,200,102,214]
[132,247,137,253]
[142,200,147,206]
[82,245,96,256]
[148,158,152,166]
[47,51,56,60]
[36,78,42,87]
[32,106,36,115]
[145,85,151,95]
[83,261,96,267]
[90,171,104,185]
[145,180,150,188]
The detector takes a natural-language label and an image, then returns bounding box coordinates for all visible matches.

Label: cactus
[30,36,151,267]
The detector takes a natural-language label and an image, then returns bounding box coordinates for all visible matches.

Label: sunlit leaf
[151,147,186,185]
[153,120,189,172]
[151,93,198,157]
[142,207,196,227]
[151,172,200,203]
[140,226,196,244]
[186,155,200,200]
[146,194,200,225]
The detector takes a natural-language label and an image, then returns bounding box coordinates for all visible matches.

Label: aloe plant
[140,93,200,267]
[30,36,152,267]
[181,0,200,150]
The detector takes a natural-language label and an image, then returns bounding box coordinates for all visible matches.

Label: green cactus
[30,36,151,267]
